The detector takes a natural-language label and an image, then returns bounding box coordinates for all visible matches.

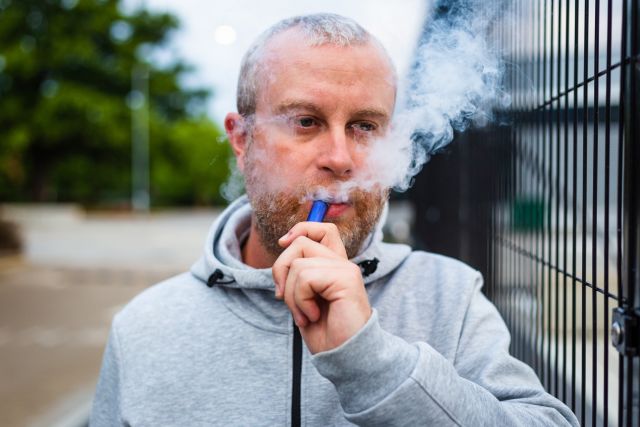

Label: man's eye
[351,122,377,132]
[297,117,316,128]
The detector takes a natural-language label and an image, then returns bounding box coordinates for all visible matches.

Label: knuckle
[290,258,304,271]
[291,235,308,246]
[326,222,339,233]
[297,269,312,284]
[292,236,305,246]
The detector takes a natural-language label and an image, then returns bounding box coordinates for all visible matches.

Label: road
[0,205,219,427]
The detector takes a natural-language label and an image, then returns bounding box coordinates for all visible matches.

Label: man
[91,14,578,426]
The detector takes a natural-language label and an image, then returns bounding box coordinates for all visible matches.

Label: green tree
[0,0,230,206]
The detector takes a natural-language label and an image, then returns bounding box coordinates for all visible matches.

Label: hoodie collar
[191,196,412,290]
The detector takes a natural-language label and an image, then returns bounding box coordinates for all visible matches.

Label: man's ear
[224,112,249,172]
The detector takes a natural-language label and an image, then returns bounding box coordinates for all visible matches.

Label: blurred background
[0,1,424,426]
[2,0,640,426]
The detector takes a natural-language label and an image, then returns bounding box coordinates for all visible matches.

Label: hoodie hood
[191,195,412,290]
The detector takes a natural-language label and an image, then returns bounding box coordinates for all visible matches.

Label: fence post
[619,0,640,423]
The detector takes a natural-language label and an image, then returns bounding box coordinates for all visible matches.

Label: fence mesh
[409,1,640,425]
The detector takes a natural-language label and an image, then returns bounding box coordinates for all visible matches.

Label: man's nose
[318,129,355,177]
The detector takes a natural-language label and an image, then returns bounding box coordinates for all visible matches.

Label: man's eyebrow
[274,101,322,115]
[351,108,390,121]
[274,101,390,121]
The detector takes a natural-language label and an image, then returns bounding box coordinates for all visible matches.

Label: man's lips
[325,203,351,218]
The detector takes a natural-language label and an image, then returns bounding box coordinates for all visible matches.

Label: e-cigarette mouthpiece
[307,200,328,222]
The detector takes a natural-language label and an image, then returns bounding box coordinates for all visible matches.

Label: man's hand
[272,222,372,354]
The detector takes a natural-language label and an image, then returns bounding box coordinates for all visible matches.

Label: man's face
[240,30,396,258]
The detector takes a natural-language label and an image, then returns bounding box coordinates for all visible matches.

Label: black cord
[207,269,235,287]
[357,258,379,277]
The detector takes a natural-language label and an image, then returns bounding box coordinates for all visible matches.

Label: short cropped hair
[236,13,397,117]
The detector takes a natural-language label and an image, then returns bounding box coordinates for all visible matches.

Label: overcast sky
[125,0,428,124]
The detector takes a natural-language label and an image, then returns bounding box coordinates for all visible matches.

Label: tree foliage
[0,0,231,206]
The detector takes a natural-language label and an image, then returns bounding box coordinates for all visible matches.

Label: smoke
[363,0,511,194]
[220,155,245,202]
[222,0,511,203]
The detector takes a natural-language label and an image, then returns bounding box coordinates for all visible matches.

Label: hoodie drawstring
[207,269,235,287]
[357,258,379,277]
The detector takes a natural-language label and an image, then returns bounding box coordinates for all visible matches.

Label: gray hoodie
[90,196,578,426]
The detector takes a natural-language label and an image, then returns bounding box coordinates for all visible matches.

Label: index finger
[272,235,342,296]
[278,221,347,258]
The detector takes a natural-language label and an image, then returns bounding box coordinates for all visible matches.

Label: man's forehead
[253,28,397,114]
[259,27,395,82]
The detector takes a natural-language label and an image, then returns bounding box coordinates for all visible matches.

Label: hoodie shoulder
[404,250,480,277]
[389,249,483,297]
[112,272,209,331]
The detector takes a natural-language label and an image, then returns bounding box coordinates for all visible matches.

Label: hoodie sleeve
[90,324,125,427]
[310,276,579,426]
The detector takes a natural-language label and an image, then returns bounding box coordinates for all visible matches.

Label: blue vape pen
[306,200,328,222]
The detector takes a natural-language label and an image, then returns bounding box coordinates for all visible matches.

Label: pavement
[0,205,219,427]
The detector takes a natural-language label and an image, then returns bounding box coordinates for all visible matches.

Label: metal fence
[409,0,640,425]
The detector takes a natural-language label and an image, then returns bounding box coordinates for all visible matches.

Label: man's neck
[241,223,278,269]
